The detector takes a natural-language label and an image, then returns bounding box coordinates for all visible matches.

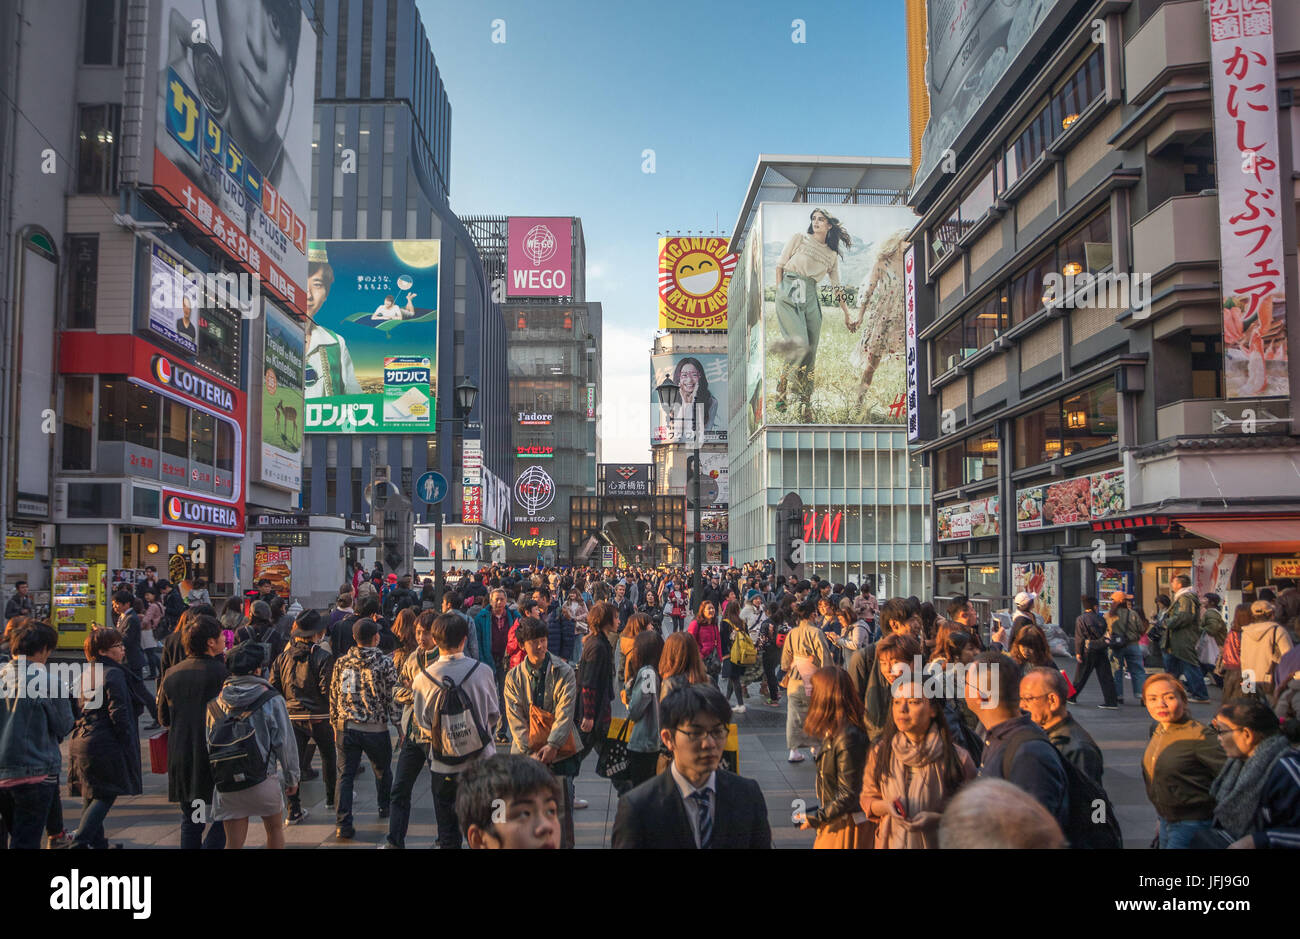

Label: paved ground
[54,655,1222,848]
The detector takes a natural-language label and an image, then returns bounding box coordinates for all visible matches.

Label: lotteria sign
[162,491,245,536]
[151,355,236,414]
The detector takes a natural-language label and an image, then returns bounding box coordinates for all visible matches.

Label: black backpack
[207,687,281,792]
[1002,729,1123,849]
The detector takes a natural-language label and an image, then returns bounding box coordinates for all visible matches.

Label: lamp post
[655,374,703,607]
[432,376,479,610]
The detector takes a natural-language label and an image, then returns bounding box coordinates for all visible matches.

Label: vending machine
[52,558,107,650]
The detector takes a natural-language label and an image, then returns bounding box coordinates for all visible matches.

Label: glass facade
[730,429,931,598]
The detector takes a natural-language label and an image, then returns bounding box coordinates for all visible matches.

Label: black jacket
[812,724,869,828]
[237,617,287,665]
[576,630,614,727]
[978,714,1070,832]
[612,768,772,849]
[68,658,145,799]
[156,654,229,804]
[1074,611,1107,655]
[159,629,188,681]
[161,590,187,633]
[117,610,146,675]
[1045,713,1104,785]
[272,639,333,718]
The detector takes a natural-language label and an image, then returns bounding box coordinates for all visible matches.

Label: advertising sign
[161,490,244,536]
[507,217,573,297]
[302,240,439,433]
[1208,0,1289,398]
[1268,558,1300,580]
[153,0,316,315]
[1011,561,1059,628]
[253,546,292,598]
[481,466,511,532]
[657,237,736,330]
[4,531,35,560]
[514,466,556,522]
[585,383,595,420]
[600,464,653,497]
[1015,468,1126,531]
[699,452,729,505]
[516,445,554,459]
[260,304,304,490]
[650,352,728,444]
[696,510,728,542]
[936,496,999,542]
[1192,548,1238,597]
[146,243,243,385]
[759,203,915,425]
[904,244,920,442]
[462,439,482,524]
[916,0,1066,186]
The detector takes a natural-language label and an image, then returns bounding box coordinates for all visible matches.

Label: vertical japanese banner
[1192,548,1238,596]
[904,244,919,442]
[1208,0,1289,397]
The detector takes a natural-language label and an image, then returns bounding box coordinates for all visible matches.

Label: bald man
[1020,667,1104,786]
[938,778,1066,849]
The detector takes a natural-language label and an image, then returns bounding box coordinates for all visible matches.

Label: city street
[61,655,1198,849]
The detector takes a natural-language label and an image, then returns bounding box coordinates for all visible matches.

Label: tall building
[726,156,933,597]
[464,216,602,565]
[302,0,512,594]
[907,1,1300,629]
[2,0,325,620]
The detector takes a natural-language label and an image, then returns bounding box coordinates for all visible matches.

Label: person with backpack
[963,651,1069,833]
[1070,595,1118,708]
[719,600,751,714]
[384,610,441,849]
[158,579,188,637]
[328,618,400,840]
[206,641,299,849]
[238,601,286,667]
[1104,592,1147,704]
[1020,667,1104,785]
[272,610,337,825]
[754,602,783,707]
[1240,599,1294,703]
[411,612,500,849]
[1162,574,1211,703]
[156,614,229,849]
[330,594,379,661]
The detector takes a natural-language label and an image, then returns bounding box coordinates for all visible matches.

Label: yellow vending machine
[52,559,107,651]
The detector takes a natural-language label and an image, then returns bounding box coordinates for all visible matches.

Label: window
[133,486,159,519]
[215,421,235,473]
[77,105,120,194]
[161,399,188,458]
[964,431,999,482]
[68,483,120,518]
[62,376,95,470]
[965,292,1006,353]
[1055,47,1105,133]
[66,235,98,328]
[1009,251,1056,326]
[936,322,967,374]
[98,380,158,449]
[932,203,962,262]
[191,411,214,466]
[1061,381,1118,456]
[1191,337,1223,398]
[1058,208,1113,281]
[82,0,121,66]
[1015,402,1063,469]
[958,166,997,238]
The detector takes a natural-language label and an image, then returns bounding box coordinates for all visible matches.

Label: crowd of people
[0,559,1297,850]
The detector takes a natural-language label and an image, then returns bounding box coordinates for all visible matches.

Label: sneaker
[1190,697,1211,703]
[285,807,308,826]
[1097,704,1119,710]
[378,806,390,819]
[732,705,747,714]
[335,826,355,840]
[787,749,805,763]
[572,798,589,810]
[378,841,400,849]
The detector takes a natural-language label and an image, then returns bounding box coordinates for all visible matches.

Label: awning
[345,536,380,547]
[1176,518,1300,554]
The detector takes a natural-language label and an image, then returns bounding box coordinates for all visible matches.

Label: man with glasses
[1019,667,1104,786]
[612,684,770,849]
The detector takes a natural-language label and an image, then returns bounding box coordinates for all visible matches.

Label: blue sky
[419,0,911,460]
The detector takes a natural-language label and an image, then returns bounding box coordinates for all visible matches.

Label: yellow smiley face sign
[658,237,737,329]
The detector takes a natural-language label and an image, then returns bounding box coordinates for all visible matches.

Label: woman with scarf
[68,627,150,848]
[860,633,923,744]
[799,667,871,848]
[860,677,976,849]
[780,599,832,763]
[1195,699,1300,848]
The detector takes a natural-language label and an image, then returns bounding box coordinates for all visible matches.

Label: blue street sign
[415,471,449,505]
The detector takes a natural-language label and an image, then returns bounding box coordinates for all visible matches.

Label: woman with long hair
[659,631,708,699]
[719,599,749,713]
[219,596,244,652]
[860,678,976,849]
[687,600,723,687]
[1010,624,1054,675]
[781,599,833,763]
[68,627,147,848]
[799,667,871,848]
[662,579,687,634]
[618,613,654,706]
[772,207,855,422]
[391,607,419,671]
[754,602,785,706]
[665,356,721,440]
[624,630,666,790]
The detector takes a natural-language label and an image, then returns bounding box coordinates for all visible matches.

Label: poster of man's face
[215,0,298,152]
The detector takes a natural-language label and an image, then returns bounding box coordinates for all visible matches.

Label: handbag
[148,730,169,775]
[528,704,580,760]
[595,717,632,781]
[1195,631,1221,668]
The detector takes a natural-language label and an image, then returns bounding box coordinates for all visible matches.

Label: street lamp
[432,376,479,609]
[655,374,703,607]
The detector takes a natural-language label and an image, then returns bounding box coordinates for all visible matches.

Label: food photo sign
[1015,468,1125,532]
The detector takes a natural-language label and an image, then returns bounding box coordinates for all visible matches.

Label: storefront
[56,335,247,595]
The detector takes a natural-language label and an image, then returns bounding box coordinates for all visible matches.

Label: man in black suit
[612,684,771,849]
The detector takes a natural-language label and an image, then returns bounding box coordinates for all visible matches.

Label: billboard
[508,217,573,297]
[759,203,915,425]
[302,240,439,433]
[253,546,292,598]
[481,466,511,532]
[1015,468,1125,532]
[650,352,728,444]
[260,304,304,490]
[600,464,653,497]
[937,496,999,542]
[734,225,764,438]
[1011,561,1059,628]
[658,237,736,330]
[514,466,557,523]
[916,0,1066,186]
[145,243,243,385]
[1208,0,1289,398]
[462,439,482,524]
[153,0,315,315]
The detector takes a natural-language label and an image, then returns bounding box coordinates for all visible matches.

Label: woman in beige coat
[781,598,832,763]
[860,680,976,849]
